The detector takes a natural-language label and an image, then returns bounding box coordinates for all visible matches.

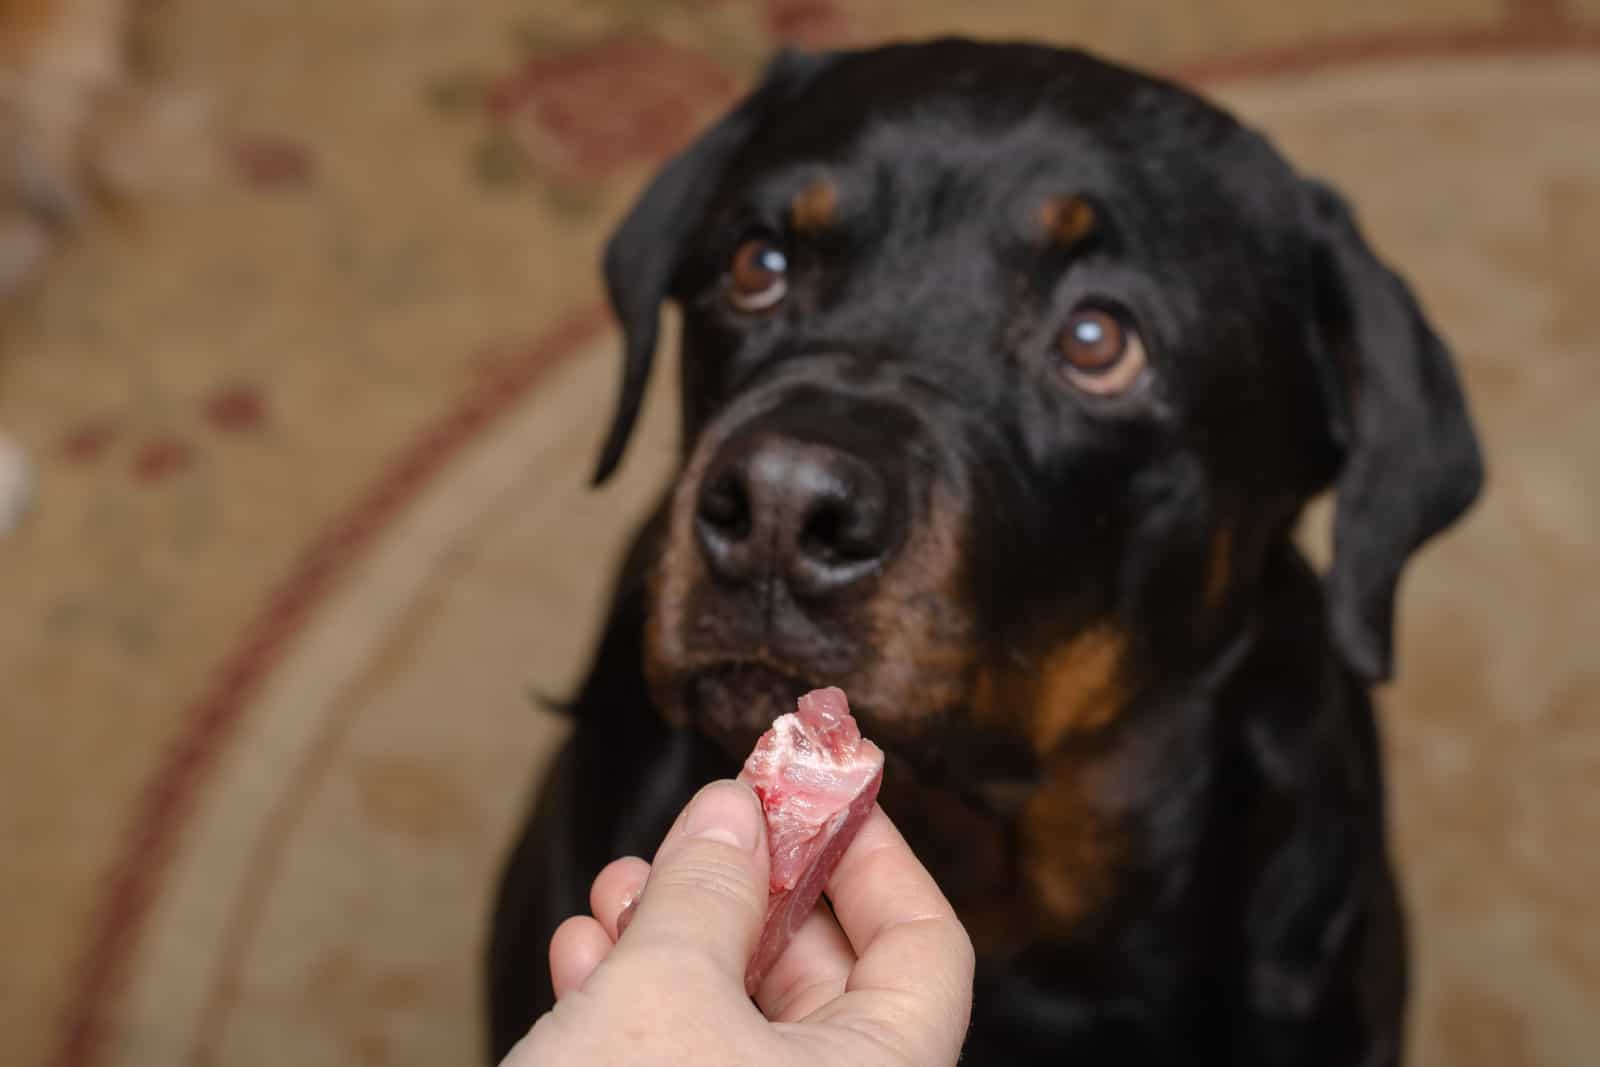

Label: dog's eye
[1058,306,1147,395]
[728,238,789,312]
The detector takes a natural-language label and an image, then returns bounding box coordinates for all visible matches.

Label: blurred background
[1,1,1594,1065]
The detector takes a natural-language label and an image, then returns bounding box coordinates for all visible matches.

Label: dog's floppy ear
[592,49,835,485]
[1301,178,1485,682]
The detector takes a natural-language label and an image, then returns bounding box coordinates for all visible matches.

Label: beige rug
[2,2,1596,1065]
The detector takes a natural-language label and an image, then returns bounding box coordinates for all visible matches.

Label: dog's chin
[676,664,820,762]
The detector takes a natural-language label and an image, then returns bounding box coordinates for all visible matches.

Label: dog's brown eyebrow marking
[1038,194,1097,246]
[791,177,839,233]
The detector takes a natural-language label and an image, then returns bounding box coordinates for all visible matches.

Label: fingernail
[683,781,760,851]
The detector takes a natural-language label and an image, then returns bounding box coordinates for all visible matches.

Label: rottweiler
[485,39,1483,1066]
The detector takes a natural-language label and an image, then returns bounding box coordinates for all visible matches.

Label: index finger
[821,805,974,1019]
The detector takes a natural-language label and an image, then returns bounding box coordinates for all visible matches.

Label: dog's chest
[876,757,1119,958]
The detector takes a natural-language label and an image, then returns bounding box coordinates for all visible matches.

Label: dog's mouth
[680,662,820,761]
[670,658,1043,820]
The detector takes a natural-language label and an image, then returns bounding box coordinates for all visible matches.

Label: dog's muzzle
[649,376,947,757]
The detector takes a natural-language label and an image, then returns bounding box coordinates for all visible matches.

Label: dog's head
[595,41,1482,784]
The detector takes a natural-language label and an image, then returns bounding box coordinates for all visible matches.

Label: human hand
[501,779,974,1066]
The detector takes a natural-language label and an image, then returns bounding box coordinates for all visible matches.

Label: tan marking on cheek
[643,446,717,720]
[1020,756,1121,929]
[860,484,978,731]
[1029,627,1128,753]
[790,177,838,233]
[1207,522,1233,608]
[1037,194,1096,247]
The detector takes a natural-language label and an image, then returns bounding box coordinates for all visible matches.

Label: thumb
[615,780,770,988]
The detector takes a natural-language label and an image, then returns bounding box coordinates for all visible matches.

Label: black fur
[486,40,1481,1066]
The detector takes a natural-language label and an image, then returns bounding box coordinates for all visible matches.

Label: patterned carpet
[2,1,1596,1065]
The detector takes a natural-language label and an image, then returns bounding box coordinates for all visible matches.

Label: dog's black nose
[696,435,898,598]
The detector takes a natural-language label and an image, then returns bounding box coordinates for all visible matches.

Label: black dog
[486,40,1482,1066]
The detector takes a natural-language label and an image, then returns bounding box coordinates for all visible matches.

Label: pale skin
[502,779,976,1066]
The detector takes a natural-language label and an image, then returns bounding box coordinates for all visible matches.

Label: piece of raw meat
[615,686,885,996]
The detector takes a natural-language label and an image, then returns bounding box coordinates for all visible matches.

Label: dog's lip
[672,661,1038,816]
[682,660,820,712]
[676,660,826,756]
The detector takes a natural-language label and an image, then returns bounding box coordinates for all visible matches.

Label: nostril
[799,492,885,565]
[698,471,751,541]
[799,499,846,564]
